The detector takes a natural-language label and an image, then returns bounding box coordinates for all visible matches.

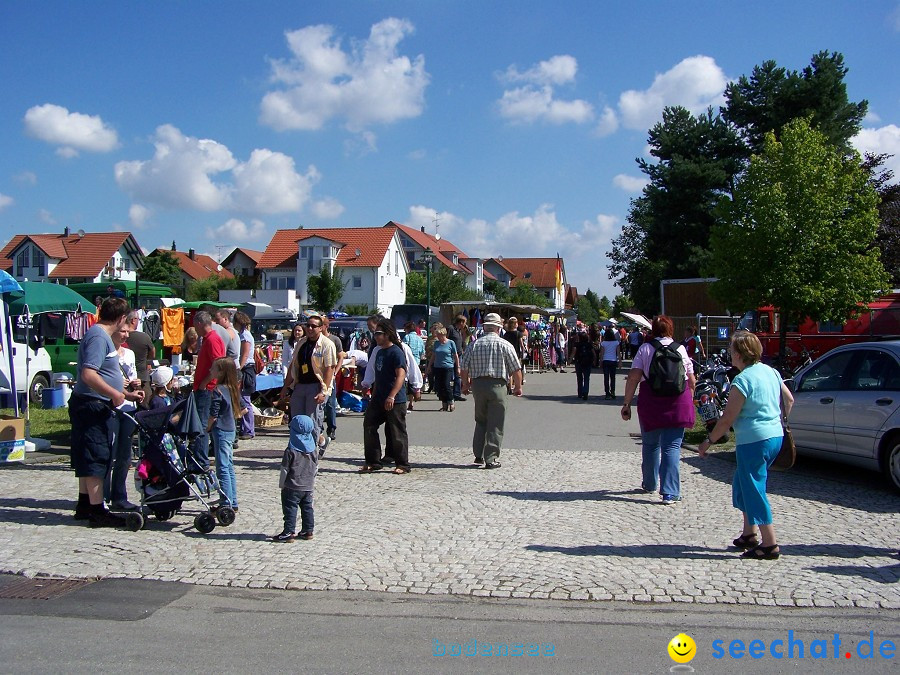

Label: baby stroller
[117,398,236,534]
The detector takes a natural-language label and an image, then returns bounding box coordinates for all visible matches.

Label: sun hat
[289,414,317,454]
[150,366,174,387]
[483,312,504,328]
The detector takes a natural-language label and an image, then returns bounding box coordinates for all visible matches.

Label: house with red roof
[257,226,408,314]
[387,221,485,293]
[0,227,144,283]
[498,257,569,310]
[148,243,234,288]
[221,247,263,284]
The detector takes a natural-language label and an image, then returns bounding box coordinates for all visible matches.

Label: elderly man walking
[459,313,523,469]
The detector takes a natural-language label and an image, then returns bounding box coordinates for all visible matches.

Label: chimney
[64,226,70,237]
[421,226,425,233]
[171,241,177,251]
[188,248,195,260]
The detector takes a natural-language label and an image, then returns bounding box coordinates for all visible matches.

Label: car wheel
[880,437,900,493]
[29,373,50,405]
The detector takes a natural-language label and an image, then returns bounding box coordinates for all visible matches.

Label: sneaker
[318,435,330,458]
[473,457,485,466]
[110,500,141,512]
[661,494,680,505]
[484,461,502,469]
[454,396,467,402]
[271,531,296,543]
[89,510,127,528]
[328,429,336,440]
[297,531,314,540]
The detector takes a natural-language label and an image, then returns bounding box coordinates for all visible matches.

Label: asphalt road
[0,577,897,674]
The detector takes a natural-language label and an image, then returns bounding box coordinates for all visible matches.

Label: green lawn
[1,407,71,445]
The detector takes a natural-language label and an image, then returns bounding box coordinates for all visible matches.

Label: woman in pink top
[620,316,696,505]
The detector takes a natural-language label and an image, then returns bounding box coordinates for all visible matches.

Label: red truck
[736,292,900,371]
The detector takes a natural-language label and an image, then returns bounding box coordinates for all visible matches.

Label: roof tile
[259,227,397,269]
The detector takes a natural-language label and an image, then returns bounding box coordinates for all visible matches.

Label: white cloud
[24,103,119,156]
[115,125,320,216]
[613,174,649,192]
[260,18,429,132]
[128,204,152,229]
[617,55,728,131]
[206,218,267,242]
[594,106,619,137]
[502,55,578,87]
[863,110,882,124]
[497,55,594,125]
[406,204,616,261]
[38,209,56,225]
[407,148,426,161]
[231,149,319,214]
[310,197,345,220]
[0,193,13,210]
[853,124,900,179]
[14,171,37,185]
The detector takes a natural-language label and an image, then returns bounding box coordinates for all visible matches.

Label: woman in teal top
[425,324,460,411]
[698,330,793,560]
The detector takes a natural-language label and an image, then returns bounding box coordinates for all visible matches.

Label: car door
[790,349,858,453]
[832,348,900,460]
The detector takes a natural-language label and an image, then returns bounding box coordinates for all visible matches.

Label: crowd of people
[68,300,788,561]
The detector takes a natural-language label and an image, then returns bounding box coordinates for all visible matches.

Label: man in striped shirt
[459,313,523,469]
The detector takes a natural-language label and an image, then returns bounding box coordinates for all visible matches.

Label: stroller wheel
[125,512,144,532]
[155,509,176,521]
[194,513,216,534]
[215,506,236,527]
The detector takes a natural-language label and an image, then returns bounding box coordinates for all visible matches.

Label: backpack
[648,338,686,396]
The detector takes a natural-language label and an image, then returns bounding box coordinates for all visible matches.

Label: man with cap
[272,414,318,542]
[459,313,523,469]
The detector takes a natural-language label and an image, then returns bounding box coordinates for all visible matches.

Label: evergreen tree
[140,250,182,288]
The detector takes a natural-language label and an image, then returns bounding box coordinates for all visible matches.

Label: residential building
[0,227,144,283]
[221,247,263,285]
[483,258,517,288]
[149,243,233,288]
[387,221,484,293]
[498,257,569,310]
[257,226,408,315]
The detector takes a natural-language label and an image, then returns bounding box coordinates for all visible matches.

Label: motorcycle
[692,352,734,442]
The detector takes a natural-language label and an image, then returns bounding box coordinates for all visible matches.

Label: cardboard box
[0,439,25,462]
[0,415,25,443]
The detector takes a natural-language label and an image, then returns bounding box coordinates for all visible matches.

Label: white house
[0,228,144,284]
[387,221,484,293]
[256,226,409,315]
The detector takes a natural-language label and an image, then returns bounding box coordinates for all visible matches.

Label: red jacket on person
[193,330,225,391]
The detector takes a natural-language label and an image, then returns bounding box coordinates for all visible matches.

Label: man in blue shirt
[360,320,410,474]
[70,297,144,527]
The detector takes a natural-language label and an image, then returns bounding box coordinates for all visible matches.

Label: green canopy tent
[7,282,96,450]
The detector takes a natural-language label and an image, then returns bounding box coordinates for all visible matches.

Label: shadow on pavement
[489,489,657,504]
[681,454,900,513]
[806,562,900,584]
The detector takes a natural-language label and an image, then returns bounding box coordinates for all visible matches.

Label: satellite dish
[497,255,503,262]
[435,234,441,241]
[355,248,361,257]
[76,229,86,238]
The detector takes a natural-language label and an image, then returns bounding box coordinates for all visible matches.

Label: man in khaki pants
[459,313,523,469]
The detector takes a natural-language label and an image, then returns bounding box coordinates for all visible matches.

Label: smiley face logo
[667,633,696,664]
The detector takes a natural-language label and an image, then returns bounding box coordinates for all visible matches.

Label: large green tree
[709,118,889,359]
[723,51,867,155]
[508,281,552,308]
[307,266,346,313]
[607,106,744,312]
[404,267,482,305]
[186,274,233,301]
[863,152,900,287]
[139,250,182,288]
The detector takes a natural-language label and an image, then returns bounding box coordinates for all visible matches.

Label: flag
[555,255,563,297]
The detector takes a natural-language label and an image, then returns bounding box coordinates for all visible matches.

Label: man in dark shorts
[71,297,144,527]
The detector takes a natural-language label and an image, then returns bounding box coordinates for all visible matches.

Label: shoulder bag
[771,369,795,471]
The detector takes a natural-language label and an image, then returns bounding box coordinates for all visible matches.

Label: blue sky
[1,1,899,302]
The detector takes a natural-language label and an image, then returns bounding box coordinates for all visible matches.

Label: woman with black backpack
[619,316,696,505]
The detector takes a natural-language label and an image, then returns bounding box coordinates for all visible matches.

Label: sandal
[732,533,759,549]
[358,465,383,473]
[449,404,455,412]
[392,467,410,474]
[741,544,781,560]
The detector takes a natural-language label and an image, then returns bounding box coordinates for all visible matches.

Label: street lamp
[423,247,434,330]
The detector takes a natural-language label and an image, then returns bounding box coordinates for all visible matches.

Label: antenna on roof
[432,214,441,241]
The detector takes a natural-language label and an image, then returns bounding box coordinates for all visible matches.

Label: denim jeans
[324,387,338,433]
[239,394,254,437]
[281,488,314,534]
[641,426,684,497]
[190,389,212,471]
[104,406,136,503]
[575,363,591,397]
[602,360,617,396]
[212,426,238,508]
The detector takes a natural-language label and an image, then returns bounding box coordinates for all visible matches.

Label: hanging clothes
[142,311,161,340]
[161,308,184,348]
[65,311,93,340]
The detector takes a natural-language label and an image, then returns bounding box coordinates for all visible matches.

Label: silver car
[789,340,900,492]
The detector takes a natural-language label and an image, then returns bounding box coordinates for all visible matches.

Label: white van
[0,301,54,405]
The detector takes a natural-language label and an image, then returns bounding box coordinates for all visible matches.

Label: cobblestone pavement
[0,432,898,608]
